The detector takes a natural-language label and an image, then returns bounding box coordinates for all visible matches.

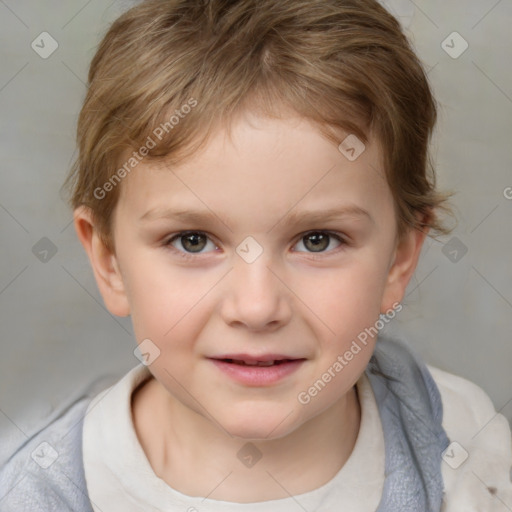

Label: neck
[132,378,361,503]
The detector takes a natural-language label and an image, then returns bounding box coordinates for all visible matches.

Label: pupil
[183,233,205,252]
[180,233,329,254]
[305,232,328,252]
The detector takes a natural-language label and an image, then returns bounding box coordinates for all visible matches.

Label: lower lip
[210,359,305,386]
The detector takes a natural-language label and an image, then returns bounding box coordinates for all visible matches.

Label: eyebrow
[139,205,373,230]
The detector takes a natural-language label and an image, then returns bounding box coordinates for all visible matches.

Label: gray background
[1,0,511,466]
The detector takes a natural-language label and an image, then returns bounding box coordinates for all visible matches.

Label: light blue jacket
[0,336,450,511]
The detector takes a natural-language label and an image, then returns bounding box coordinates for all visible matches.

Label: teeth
[231,359,278,367]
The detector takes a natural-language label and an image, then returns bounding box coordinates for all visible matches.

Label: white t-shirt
[82,364,512,511]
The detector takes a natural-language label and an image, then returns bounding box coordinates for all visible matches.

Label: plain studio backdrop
[0,0,511,466]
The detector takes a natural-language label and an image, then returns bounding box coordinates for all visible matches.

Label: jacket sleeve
[428,365,512,512]
[0,397,95,512]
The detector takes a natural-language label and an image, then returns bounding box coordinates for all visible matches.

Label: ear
[380,219,430,313]
[73,206,130,317]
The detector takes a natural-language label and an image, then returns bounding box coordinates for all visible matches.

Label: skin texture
[74,110,428,502]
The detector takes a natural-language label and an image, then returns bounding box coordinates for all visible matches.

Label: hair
[63,0,453,252]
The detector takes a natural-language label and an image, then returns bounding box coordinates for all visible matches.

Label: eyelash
[162,230,349,261]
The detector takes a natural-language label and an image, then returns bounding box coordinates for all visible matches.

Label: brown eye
[294,231,344,254]
[304,232,329,252]
[180,233,207,252]
[166,231,215,254]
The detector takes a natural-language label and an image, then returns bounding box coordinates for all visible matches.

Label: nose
[220,250,292,332]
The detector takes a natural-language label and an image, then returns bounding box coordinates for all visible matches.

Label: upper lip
[209,353,304,363]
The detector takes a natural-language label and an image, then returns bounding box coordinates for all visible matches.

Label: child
[1,0,511,510]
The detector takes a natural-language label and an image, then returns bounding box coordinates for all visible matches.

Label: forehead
[115,113,394,232]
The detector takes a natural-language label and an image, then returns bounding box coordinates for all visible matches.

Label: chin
[218,409,301,441]
[229,425,290,441]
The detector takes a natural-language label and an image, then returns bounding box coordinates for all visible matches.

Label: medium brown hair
[63,0,452,252]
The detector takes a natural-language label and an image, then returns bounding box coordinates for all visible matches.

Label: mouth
[218,358,300,367]
[208,354,307,385]
[210,353,306,365]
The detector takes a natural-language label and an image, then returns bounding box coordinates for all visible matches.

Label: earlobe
[73,206,130,317]
[380,223,429,314]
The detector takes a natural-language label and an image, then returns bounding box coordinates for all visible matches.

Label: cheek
[132,290,206,348]
[295,255,390,335]
[119,250,212,343]
[128,275,211,389]
[122,231,393,348]
[294,254,391,394]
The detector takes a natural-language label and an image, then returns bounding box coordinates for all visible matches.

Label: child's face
[81,111,424,439]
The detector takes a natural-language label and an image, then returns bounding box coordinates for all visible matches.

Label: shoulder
[427,365,505,436]
[427,365,512,511]
[0,397,94,512]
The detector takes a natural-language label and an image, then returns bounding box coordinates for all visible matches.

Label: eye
[293,231,345,254]
[163,230,347,259]
[164,231,218,256]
